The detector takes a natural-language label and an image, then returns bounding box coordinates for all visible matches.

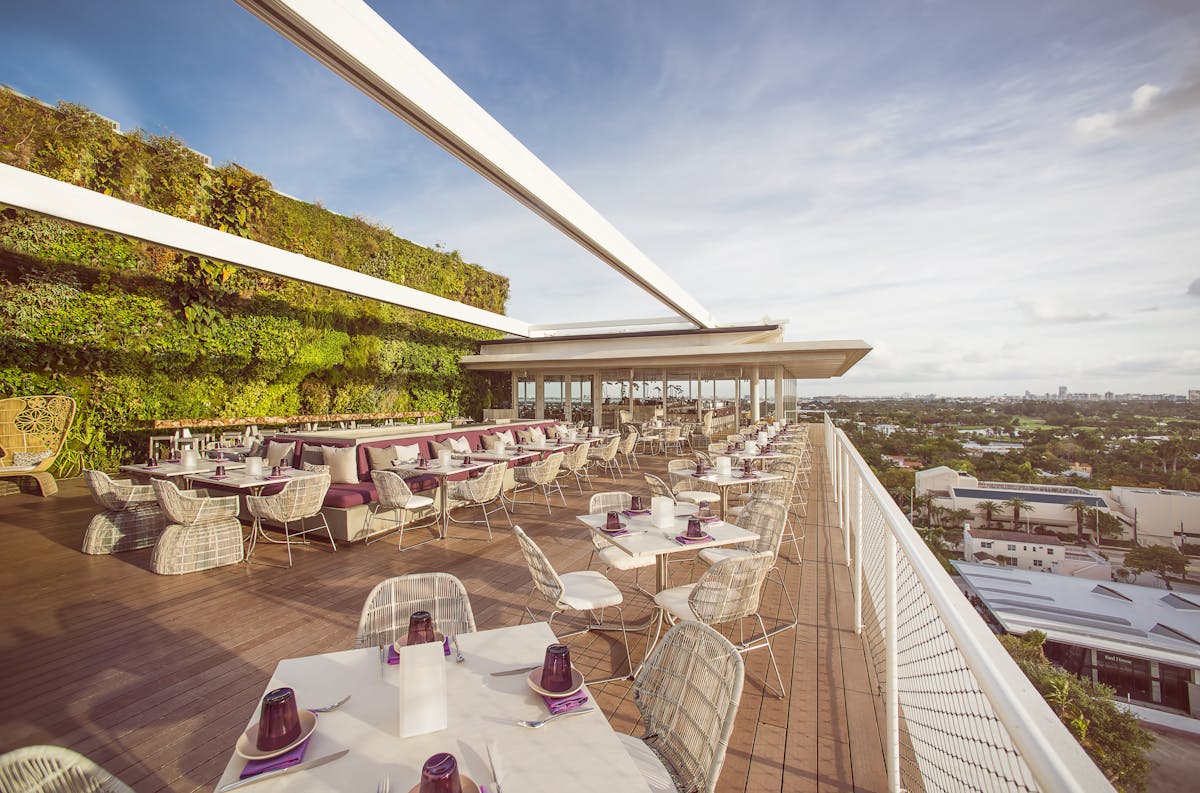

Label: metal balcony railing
[823,414,1114,793]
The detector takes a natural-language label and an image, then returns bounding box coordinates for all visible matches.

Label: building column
[662,368,668,420]
[696,372,702,423]
[534,373,545,420]
[627,369,634,425]
[750,366,760,424]
[510,372,518,414]
[564,375,572,423]
[774,367,783,422]
[735,373,742,433]
[592,373,603,429]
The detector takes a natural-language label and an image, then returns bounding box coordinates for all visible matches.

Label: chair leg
[758,614,787,699]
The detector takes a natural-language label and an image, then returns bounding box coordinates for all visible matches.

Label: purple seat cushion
[403,473,439,493]
[322,482,378,509]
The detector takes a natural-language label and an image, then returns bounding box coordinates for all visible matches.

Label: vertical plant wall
[0,89,510,474]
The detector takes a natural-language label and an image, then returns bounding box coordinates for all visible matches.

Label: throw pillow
[299,444,332,468]
[302,462,330,473]
[393,444,419,464]
[517,429,533,443]
[264,441,295,468]
[322,445,359,484]
[530,428,545,444]
[448,436,472,454]
[428,439,451,456]
[498,430,515,445]
[12,450,52,467]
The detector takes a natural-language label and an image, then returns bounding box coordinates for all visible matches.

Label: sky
[2,0,1199,397]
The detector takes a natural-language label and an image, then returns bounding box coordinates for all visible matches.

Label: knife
[489,664,540,677]
[485,740,503,793]
[218,749,349,792]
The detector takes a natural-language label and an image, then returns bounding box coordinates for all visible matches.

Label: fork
[377,775,390,793]
[517,707,594,728]
[310,694,351,713]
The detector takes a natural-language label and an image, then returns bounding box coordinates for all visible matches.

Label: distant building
[954,561,1200,717]
[872,423,899,436]
[882,454,923,470]
[963,527,1110,578]
[1105,487,1200,548]
[962,441,1025,455]
[1189,389,1200,402]
[917,466,1110,534]
[1058,385,1068,400]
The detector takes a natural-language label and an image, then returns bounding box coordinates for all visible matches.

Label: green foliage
[998,631,1153,792]
[1123,545,1188,589]
[0,89,509,469]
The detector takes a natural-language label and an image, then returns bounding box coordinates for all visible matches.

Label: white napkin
[651,496,675,528]
[398,641,447,737]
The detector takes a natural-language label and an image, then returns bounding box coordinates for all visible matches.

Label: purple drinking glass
[744,458,753,474]
[419,752,463,793]
[256,687,301,751]
[270,465,282,477]
[687,517,704,538]
[215,465,226,477]
[605,511,620,531]
[147,457,158,468]
[463,454,472,465]
[407,610,436,645]
[695,460,704,474]
[698,500,711,518]
[541,643,573,693]
[631,495,643,511]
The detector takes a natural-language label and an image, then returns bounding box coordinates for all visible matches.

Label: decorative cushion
[300,444,333,468]
[246,440,263,458]
[12,450,52,467]
[302,462,330,473]
[498,430,515,446]
[322,446,359,484]
[366,444,421,471]
[322,482,378,509]
[517,429,534,443]
[448,436,472,454]
[264,441,295,468]
[482,434,506,452]
[429,439,452,456]
[530,428,545,444]
[393,444,420,464]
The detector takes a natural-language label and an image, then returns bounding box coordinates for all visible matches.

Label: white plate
[392,632,445,655]
[406,774,480,793]
[526,667,585,698]
[235,709,317,759]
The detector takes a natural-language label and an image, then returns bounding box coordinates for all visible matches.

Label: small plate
[209,475,230,480]
[235,709,317,760]
[392,632,445,654]
[527,667,585,698]
[406,775,480,793]
[600,522,628,533]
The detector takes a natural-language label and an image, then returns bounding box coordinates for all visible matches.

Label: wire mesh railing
[823,414,1113,793]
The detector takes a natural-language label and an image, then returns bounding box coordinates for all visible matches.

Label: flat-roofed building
[917,466,1110,534]
[963,527,1111,579]
[954,561,1200,717]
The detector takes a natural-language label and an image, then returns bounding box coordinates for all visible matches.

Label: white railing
[823,414,1114,793]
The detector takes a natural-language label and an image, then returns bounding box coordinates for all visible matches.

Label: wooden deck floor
[0,428,887,792]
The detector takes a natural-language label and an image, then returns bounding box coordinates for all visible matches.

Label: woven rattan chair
[617,431,640,472]
[654,551,786,698]
[0,395,76,497]
[557,440,593,493]
[366,470,437,550]
[81,469,167,555]
[0,745,135,793]
[354,573,476,648]
[507,451,565,514]
[643,473,679,504]
[661,426,686,456]
[587,434,622,479]
[150,479,244,574]
[246,472,335,567]
[513,525,632,680]
[446,462,510,539]
[618,622,744,793]
[666,459,722,508]
[587,491,654,593]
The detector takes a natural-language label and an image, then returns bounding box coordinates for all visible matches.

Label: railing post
[844,462,853,567]
[886,527,900,792]
[854,469,863,634]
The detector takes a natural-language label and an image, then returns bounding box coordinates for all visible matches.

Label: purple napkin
[675,533,714,545]
[542,689,589,715]
[621,509,651,517]
[388,636,452,663]
[601,528,630,537]
[239,737,310,778]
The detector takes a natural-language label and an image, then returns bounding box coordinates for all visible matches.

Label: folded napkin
[239,737,310,778]
[601,529,630,537]
[542,689,589,715]
[388,636,451,664]
[621,509,651,517]
[675,533,713,545]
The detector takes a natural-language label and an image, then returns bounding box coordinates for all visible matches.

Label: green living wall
[0,89,510,474]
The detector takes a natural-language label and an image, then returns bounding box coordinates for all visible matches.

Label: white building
[1105,486,1200,548]
[963,527,1111,579]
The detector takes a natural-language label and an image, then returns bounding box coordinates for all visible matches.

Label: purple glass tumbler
[686,517,704,538]
[406,610,436,645]
[698,500,711,518]
[631,495,643,511]
[605,511,620,531]
[541,643,573,693]
[256,687,301,751]
[418,752,463,793]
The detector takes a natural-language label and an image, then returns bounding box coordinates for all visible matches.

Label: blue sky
[3,1,1199,396]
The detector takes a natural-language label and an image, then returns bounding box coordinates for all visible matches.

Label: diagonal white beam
[0,164,530,336]
[235,0,718,329]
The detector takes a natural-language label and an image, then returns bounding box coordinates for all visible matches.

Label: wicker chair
[617,431,640,472]
[661,426,686,456]
[446,462,510,539]
[587,434,622,479]
[513,525,632,680]
[366,470,437,550]
[587,491,654,593]
[665,459,722,508]
[150,479,244,574]
[643,473,679,504]
[354,573,476,648]
[246,473,334,567]
[0,745,135,793]
[0,395,76,497]
[557,440,593,493]
[618,622,744,793]
[81,469,167,555]
[507,451,565,514]
[653,551,786,698]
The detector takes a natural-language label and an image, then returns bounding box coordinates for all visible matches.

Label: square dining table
[214,621,651,793]
[119,460,245,488]
[393,460,490,539]
[687,469,786,519]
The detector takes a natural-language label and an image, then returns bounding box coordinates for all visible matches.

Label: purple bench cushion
[322,481,378,509]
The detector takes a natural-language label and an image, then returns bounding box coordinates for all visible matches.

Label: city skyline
[2,1,1198,396]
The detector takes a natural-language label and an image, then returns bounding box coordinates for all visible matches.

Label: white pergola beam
[0,164,529,336]
[235,0,718,329]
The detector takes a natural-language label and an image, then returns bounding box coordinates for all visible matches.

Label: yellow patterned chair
[0,395,76,497]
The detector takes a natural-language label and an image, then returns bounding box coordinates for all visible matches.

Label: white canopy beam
[236,0,718,329]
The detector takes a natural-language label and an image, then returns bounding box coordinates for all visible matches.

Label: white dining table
[393,460,490,538]
[214,621,651,793]
[688,469,787,518]
[119,460,245,487]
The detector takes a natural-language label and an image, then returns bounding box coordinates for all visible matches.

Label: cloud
[1072,68,1200,142]
[1189,278,1200,298]
[1017,299,1112,324]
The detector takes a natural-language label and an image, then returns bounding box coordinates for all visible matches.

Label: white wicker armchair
[446,462,510,539]
[81,469,167,555]
[617,431,640,472]
[245,473,334,567]
[0,744,136,793]
[150,479,244,574]
[366,470,437,550]
[507,451,565,514]
[556,440,593,493]
[587,434,622,478]
[354,572,476,648]
[587,491,654,592]
[665,459,722,507]
[661,426,685,456]
[619,622,744,793]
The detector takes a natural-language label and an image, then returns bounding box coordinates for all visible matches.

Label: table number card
[398,641,447,737]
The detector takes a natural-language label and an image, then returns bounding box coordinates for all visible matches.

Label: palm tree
[976,500,1000,529]
[1066,499,1091,543]
[1003,496,1031,533]
[913,493,937,527]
